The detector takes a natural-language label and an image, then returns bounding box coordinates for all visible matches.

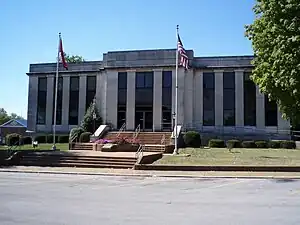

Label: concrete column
[62,76,70,129]
[27,76,39,132]
[45,76,54,132]
[153,69,162,131]
[126,70,136,130]
[235,70,244,127]
[96,72,106,122]
[184,69,194,128]
[105,70,118,129]
[194,71,203,129]
[256,86,265,130]
[214,70,223,127]
[78,75,87,124]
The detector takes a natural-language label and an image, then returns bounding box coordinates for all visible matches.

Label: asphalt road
[0,173,299,225]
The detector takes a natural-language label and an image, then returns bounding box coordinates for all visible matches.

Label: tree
[0,108,24,125]
[64,53,85,63]
[80,99,102,133]
[245,0,300,125]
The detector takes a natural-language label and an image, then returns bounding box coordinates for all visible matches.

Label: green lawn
[155,148,300,166]
[0,143,69,151]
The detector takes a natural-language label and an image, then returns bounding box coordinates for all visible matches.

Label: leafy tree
[80,99,102,133]
[0,108,24,125]
[245,0,300,125]
[64,53,85,63]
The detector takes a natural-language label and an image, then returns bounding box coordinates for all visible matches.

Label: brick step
[22,154,136,161]
[20,159,135,166]
[21,156,136,163]
[18,161,134,169]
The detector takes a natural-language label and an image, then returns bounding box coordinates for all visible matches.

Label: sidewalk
[1,166,300,179]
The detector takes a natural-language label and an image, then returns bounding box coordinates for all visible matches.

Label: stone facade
[26,49,290,137]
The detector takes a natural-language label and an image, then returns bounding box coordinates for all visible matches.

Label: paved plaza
[0,172,299,225]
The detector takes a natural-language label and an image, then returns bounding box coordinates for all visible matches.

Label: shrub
[241,141,256,148]
[35,136,46,143]
[280,140,296,149]
[208,139,225,148]
[183,131,201,148]
[46,135,58,144]
[255,141,268,148]
[268,140,282,149]
[69,127,85,143]
[6,133,22,146]
[226,139,241,148]
[79,132,92,143]
[58,135,69,143]
[22,136,32,145]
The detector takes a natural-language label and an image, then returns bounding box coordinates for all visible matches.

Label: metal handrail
[116,123,126,138]
[160,134,166,153]
[135,144,145,163]
[133,124,140,139]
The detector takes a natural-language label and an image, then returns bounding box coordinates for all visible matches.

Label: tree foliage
[80,100,102,133]
[64,53,85,63]
[245,0,300,125]
[0,108,24,125]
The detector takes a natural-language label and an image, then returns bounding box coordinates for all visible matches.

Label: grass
[155,148,300,166]
[0,143,69,151]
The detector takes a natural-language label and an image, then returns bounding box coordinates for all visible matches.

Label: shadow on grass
[274,178,298,183]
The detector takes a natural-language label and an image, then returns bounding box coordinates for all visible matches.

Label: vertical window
[162,71,172,130]
[203,72,215,126]
[69,76,79,125]
[223,72,235,126]
[135,72,153,106]
[117,72,127,129]
[86,76,97,110]
[244,72,256,126]
[52,77,63,125]
[265,95,278,126]
[36,77,47,124]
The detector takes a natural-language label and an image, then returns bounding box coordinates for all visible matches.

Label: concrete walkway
[1,166,300,179]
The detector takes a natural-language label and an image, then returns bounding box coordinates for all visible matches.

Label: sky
[0,0,256,118]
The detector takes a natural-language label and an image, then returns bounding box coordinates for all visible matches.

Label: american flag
[177,34,189,69]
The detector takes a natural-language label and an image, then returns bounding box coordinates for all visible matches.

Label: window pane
[118,89,127,105]
[244,75,256,126]
[145,72,153,88]
[135,89,153,105]
[224,109,235,126]
[203,72,215,89]
[223,72,235,89]
[38,77,47,91]
[223,89,235,110]
[87,76,96,91]
[118,72,127,89]
[136,73,145,88]
[203,110,215,126]
[203,89,214,110]
[70,77,79,91]
[265,96,278,126]
[162,71,172,88]
[162,88,172,108]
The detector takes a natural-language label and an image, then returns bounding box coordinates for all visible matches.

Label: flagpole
[173,25,179,155]
[52,32,61,150]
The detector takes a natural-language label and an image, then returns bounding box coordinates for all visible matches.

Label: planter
[102,143,139,152]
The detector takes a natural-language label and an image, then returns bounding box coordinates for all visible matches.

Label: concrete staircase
[71,143,94,151]
[17,151,137,169]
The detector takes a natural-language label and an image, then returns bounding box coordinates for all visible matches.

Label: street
[0,172,299,225]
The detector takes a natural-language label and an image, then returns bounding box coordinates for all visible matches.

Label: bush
[280,140,296,149]
[79,132,92,143]
[268,140,282,148]
[208,139,225,148]
[58,135,69,143]
[35,136,46,143]
[183,131,201,148]
[69,127,84,143]
[46,135,58,144]
[255,141,268,148]
[226,139,241,148]
[22,136,32,145]
[6,133,22,146]
[241,141,256,148]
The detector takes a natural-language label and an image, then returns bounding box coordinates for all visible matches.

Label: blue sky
[0,0,255,118]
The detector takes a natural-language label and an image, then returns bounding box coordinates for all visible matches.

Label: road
[0,172,299,225]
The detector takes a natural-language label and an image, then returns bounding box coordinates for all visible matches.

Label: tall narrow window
[203,72,215,126]
[52,76,63,125]
[244,72,256,126]
[117,72,127,129]
[162,71,172,130]
[69,76,79,125]
[86,76,97,110]
[265,95,278,126]
[36,77,47,124]
[223,72,235,126]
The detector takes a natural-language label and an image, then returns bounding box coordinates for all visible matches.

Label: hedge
[35,136,46,143]
[226,139,241,148]
[58,135,69,143]
[208,139,225,148]
[6,133,22,146]
[280,140,296,149]
[22,136,32,145]
[255,141,268,148]
[79,132,92,143]
[184,131,201,147]
[268,140,282,149]
[69,127,85,142]
[241,140,256,148]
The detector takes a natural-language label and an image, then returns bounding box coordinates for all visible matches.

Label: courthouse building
[26,49,290,137]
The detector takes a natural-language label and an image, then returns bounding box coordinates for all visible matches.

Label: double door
[135,111,153,131]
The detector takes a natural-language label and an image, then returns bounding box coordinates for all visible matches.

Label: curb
[1,169,300,179]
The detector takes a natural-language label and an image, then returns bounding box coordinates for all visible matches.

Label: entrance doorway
[135,111,153,131]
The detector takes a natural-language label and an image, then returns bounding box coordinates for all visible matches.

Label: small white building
[26,49,290,139]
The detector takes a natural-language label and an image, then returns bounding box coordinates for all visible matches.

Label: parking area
[0,172,299,225]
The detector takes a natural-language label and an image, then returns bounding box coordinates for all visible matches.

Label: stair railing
[116,123,126,138]
[133,124,140,140]
[135,144,145,163]
[160,134,166,152]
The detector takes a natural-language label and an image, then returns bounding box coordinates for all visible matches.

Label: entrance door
[135,111,153,131]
